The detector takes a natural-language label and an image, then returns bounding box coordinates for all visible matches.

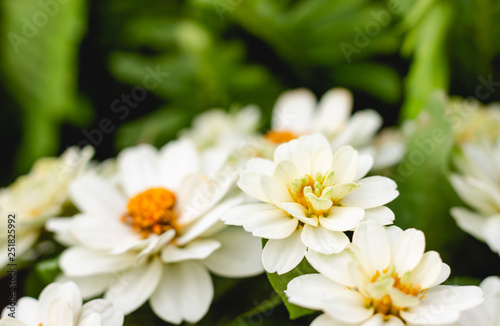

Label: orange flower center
[121,188,179,238]
[264,130,298,144]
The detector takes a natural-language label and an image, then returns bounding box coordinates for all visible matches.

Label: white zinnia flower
[0,146,93,268]
[47,139,264,324]
[262,88,403,169]
[223,134,398,274]
[0,281,123,326]
[449,140,500,255]
[286,220,484,326]
[458,276,500,326]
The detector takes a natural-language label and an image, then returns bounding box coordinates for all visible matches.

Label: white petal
[262,229,306,274]
[237,172,269,202]
[301,224,349,254]
[273,160,300,188]
[450,207,486,241]
[0,318,29,326]
[353,220,391,273]
[177,196,244,246]
[283,202,318,226]
[78,312,101,326]
[118,144,159,197]
[342,176,398,209]
[449,174,500,215]
[274,138,312,176]
[391,228,425,275]
[70,215,139,251]
[331,146,358,184]
[56,274,112,300]
[362,206,395,226]
[329,183,361,203]
[410,251,444,289]
[483,216,500,254]
[221,203,278,226]
[311,142,334,173]
[272,88,316,133]
[105,257,163,314]
[45,298,74,326]
[80,300,124,326]
[311,314,349,326]
[162,239,221,263]
[60,247,135,277]
[322,289,374,323]
[150,261,213,324]
[11,297,38,325]
[305,250,356,287]
[320,206,365,231]
[203,226,264,277]
[315,88,352,135]
[38,282,82,324]
[243,208,298,239]
[69,173,126,216]
[285,274,343,310]
[385,226,403,248]
[431,263,450,287]
[244,157,275,176]
[261,175,294,207]
[356,154,374,180]
[159,139,200,190]
[331,109,382,149]
[46,218,79,246]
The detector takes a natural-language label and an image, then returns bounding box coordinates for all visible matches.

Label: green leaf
[388,91,465,263]
[35,257,61,284]
[266,256,317,320]
[0,0,90,172]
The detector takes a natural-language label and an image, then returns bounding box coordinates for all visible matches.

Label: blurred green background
[1,0,500,324]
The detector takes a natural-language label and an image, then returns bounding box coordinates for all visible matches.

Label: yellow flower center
[265,130,298,144]
[121,188,179,238]
[367,267,424,319]
[289,170,339,216]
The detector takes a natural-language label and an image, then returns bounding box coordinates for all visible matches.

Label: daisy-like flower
[286,220,484,326]
[223,134,398,274]
[0,146,93,268]
[449,140,500,255]
[0,281,123,326]
[458,276,500,325]
[47,139,264,324]
[261,88,403,169]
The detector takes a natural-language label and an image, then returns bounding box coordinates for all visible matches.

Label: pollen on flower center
[264,130,298,144]
[121,188,179,238]
[290,170,337,216]
[368,267,424,319]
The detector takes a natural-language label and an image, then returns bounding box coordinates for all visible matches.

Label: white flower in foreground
[458,276,500,326]
[286,220,484,326]
[0,281,123,326]
[223,134,398,274]
[262,88,403,169]
[47,139,263,324]
[449,141,500,255]
[0,146,93,268]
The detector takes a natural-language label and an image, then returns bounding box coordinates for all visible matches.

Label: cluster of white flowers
[1,88,490,326]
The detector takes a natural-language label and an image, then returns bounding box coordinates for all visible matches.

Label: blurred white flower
[223,134,398,274]
[262,88,404,170]
[286,220,483,326]
[47,139,264,324]
[0,146,93,268]
[458,276,500,326]
[0,281,123,326]
[449,141,500,255]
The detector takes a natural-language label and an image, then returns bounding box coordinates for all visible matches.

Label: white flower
[458,276,500,326]
[286,220,484,326]
[449,141,500,255]
[0,147,93,268]
[0,281,123,326]
[262,88,403,169]
[47,139,264,324]
[223,134,398,274]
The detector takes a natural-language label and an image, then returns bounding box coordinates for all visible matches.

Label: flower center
[264,130,298,144]
[121,188,179,238]
[367,267,424,319]
[290,170,337,216]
